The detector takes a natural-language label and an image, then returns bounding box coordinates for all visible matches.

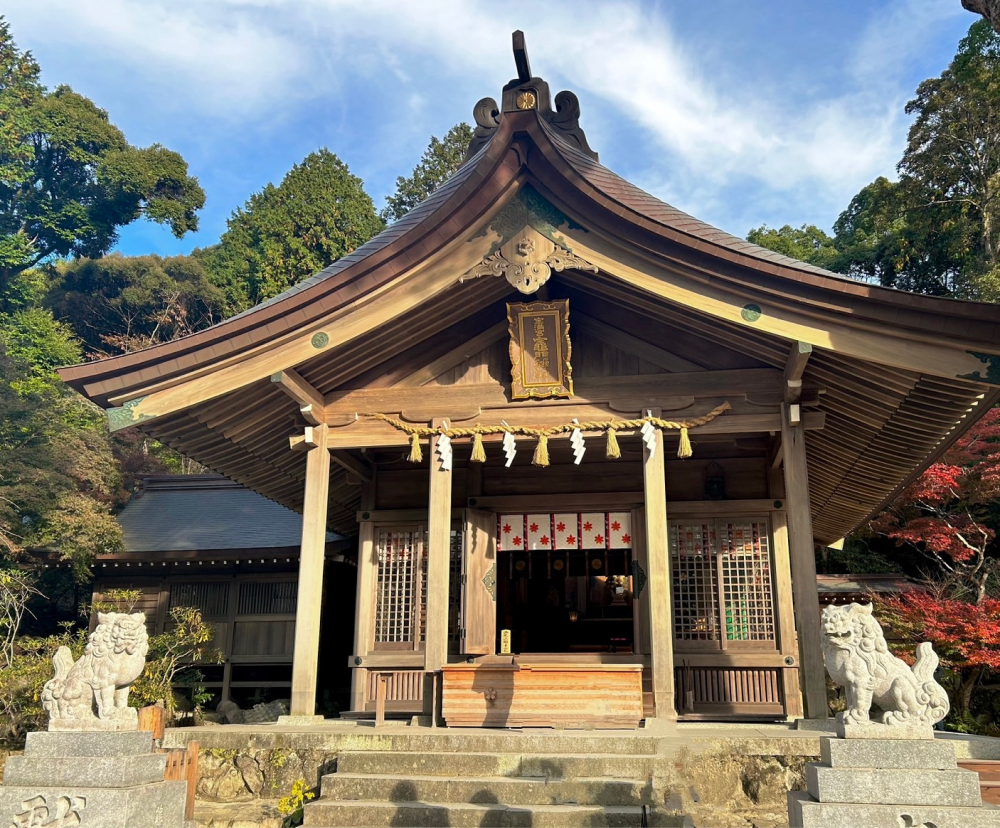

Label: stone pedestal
[789,734,1000,828]
[0,731,188,828]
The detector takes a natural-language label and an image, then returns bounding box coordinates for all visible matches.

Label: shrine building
[59,35,1000,727]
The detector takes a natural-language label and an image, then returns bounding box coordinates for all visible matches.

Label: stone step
[789,791,1000,828]
[340,733,661,756]
[303,800,683,827]
[806,764,983,807]
[319,773,653,807]
[4,753,167,788]
[337,750,661,779]
[22,729,155,757]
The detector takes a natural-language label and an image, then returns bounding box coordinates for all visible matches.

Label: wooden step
[958,761,1000,805]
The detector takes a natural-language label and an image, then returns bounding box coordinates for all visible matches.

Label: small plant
[277,777,315,827]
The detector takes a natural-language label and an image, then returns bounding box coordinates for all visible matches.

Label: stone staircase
[302,732,683,827]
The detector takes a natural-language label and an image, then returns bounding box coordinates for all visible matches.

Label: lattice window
[374,528,426,649]
[719,521,774,641]
[169,582,229,617]
[670,518,775,647]
[238,580,297,615]
[670,522,720,642]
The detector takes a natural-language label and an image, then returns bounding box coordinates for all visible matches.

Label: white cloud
[3,0,970,238]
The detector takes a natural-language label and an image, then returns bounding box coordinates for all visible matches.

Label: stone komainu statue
[821,602,949,727]
[41,612,148,727]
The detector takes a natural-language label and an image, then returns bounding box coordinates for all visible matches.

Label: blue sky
[3,0,976,258]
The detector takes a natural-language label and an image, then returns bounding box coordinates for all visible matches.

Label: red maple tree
[871,406,1000,719]
[872,406,1000,604]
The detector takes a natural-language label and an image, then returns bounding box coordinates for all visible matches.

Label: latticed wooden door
[372,526,427,651]
[669,518,776,651]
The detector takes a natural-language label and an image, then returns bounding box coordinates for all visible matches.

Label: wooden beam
[322,370,783,421]
[781,403,827,719]
[330,450,372,483]
[271,369,325,425]
[425,425,453,676]
[642,420,676,721]
[783,341,812,403]
[288,423,330,719]
[322,410,825,450]
[399,321,507,386]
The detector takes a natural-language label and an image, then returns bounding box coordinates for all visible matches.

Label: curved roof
[60,103,1000,407]
[57,70,1000,543]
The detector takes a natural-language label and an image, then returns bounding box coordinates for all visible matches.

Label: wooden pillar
[643,425,676,721]
[349,519,376,712]
[781,403,826,719]
[288,424,331,718]
[425,429,453,673]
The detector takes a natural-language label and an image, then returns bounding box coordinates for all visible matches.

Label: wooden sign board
[507,299,573,399]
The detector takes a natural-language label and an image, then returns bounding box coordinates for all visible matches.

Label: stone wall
[197,746,336,802]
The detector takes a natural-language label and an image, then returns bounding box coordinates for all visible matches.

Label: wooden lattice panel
[237,580,297,615]
[365,670,425,704]
[670,518,776,648]
[670,522,720,642]
[374,528,426,647]
[169,581,229,617]
[675,666,784,715]
[719,521,774,642]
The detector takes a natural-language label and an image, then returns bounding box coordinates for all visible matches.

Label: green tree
[0,18,205,293]
[46,254,226,357]
[208,149,383,312]
[828,21,1000,300]
[381,123,474,223]
[745,224,840,270]
[0,310,122,574]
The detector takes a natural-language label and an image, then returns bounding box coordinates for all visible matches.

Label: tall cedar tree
[207,150,383,313]
[0,19,205,294]
[381,123,474,223]
[836,21,1000,299]
[749,21,1000,300]
[872,407,1000,720]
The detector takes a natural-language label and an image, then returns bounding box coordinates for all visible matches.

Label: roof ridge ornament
[465,31,598,161]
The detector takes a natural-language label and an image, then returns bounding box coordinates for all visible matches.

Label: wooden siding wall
[93,572,299,703]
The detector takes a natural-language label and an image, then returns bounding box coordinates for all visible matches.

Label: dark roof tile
[117,476,340,552]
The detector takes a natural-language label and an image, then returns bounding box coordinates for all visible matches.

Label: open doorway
[495,512,635,654]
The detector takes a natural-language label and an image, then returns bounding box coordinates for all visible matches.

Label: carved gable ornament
[463,187,597,294]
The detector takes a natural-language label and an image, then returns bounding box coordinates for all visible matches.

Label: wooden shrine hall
[59,34,1000,728]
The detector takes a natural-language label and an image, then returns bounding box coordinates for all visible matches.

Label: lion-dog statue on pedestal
[41,612,149,730]
[821,602,949,728]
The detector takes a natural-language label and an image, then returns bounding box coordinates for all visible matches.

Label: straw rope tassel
[606,427,621,459]
[532,434,549,467]
[407,432,423,464]
[677,426,692,459]
[470,432,487,463]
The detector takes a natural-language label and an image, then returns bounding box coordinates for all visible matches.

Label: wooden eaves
[57,100,1000,543]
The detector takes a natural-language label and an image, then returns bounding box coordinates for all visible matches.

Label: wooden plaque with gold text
[507,299,573,399]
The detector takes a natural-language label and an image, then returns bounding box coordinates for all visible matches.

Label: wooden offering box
[441,663,643,729]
